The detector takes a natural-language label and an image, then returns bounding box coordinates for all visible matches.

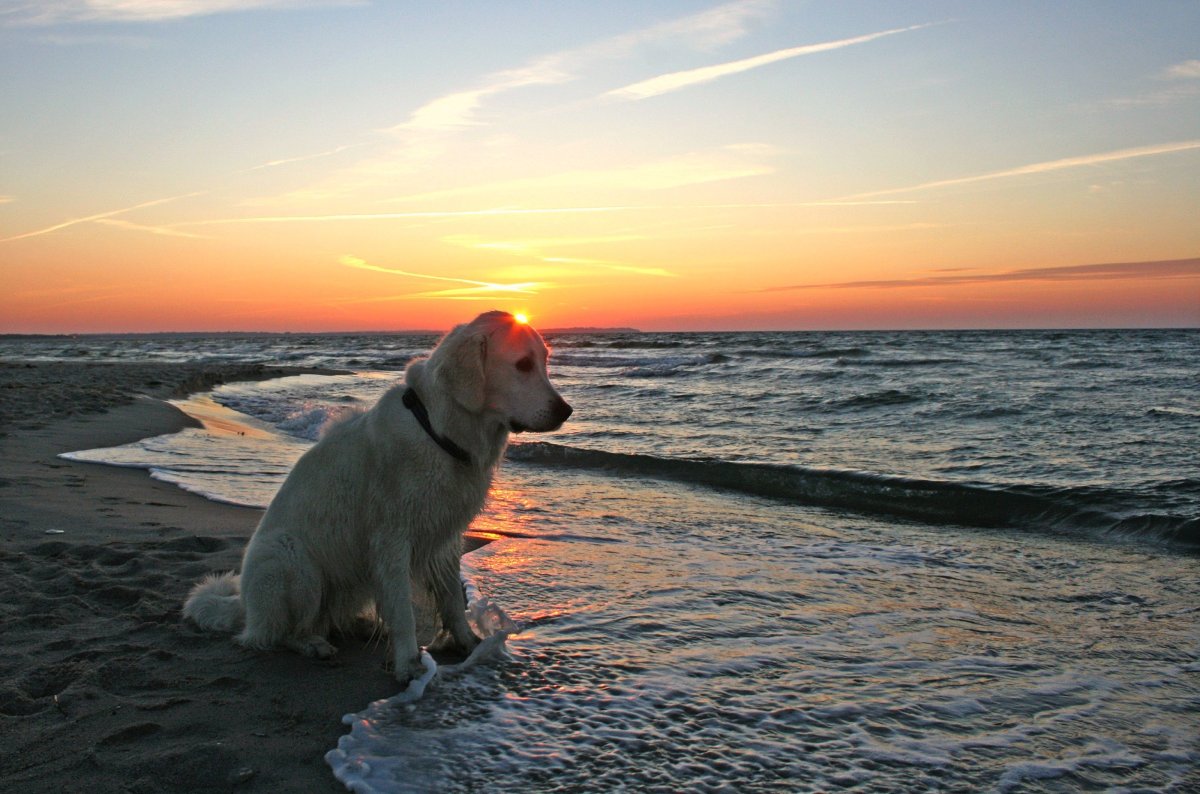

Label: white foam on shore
[325,593,519,794]
[60,393,313,508]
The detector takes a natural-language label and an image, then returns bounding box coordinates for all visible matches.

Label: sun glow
[1,5,1197,333]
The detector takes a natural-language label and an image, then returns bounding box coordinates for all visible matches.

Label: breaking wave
[506,442,1199,549]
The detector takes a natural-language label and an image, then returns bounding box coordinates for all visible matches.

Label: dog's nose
[553,396,573,423]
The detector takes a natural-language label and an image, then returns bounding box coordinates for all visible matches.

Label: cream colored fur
[183,311,571,683]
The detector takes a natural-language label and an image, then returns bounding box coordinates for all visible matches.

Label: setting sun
[513,313,530,325]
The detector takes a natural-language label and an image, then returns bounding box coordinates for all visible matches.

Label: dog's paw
[289,635,338,659]
[428,629,482,662]
[394,654,429,687]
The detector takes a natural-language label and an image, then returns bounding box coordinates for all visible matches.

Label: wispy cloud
[386,143,778,205]
[761,257,1200,292]
[2,1,360,26]
[36,32,159,47]
[1164,59,1200,80]
[606,23,934,101]
[0,190,207,243]
[243,142,368,172]
[172,205,641,229]
[630,0,774,51]
[443,234,646,254]
[171,198,928,232]
[783,222,946,235]
[837,140,1200,200]
[543,257,677,278]
[1100,60,1200,109]
[94,218,208,239]
[338,255,550,300]
[239,2,774,206]
[1101,84,1200,109]
[391,65,571,134]
[388,1,771,133]
[442,234,677,280]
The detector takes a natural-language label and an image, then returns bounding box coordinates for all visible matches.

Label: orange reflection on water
[465,480,539,545]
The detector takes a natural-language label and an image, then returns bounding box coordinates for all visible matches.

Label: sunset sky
[2,0,1198,332]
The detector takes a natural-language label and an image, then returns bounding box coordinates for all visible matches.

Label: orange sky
[2,2,1198,332]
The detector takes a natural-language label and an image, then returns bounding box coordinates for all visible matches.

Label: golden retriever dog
[183,311,571,683]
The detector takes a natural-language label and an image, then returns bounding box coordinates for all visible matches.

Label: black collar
[402,387,472,465]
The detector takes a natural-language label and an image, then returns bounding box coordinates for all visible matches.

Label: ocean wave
[727,345,872,360]
[556,352,726,372]
[505,442,1199,549]
[620,354,730,378]
[838,357,963,368]
[831,389,925,410]
[959,405,1025,419]
[1147,405,1200,418]
[275,404,362,441]
[600,339,689,350]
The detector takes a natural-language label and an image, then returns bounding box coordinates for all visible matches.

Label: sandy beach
[0,361,475,793]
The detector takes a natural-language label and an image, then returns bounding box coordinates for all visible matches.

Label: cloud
[634,0,774,51]
[244,143,367,172]
[338,255,550,300]
[443,235,678,280]
[174,198,927,232]
[391,67,570,134]
[36,32,159,47]
[606,23,934,101]
[172,205,641,230]
[781,222,946,235]
[240,2,773,205]
[1164,59,1200,80]
[386,143,778,204]
[443,234,646,254]
[1094,60,1200,109]
[543,257,677,278]
[1101,85,1200,108]
[0,189,207,243]
[94,218,208,239]
[2,0,359,25]
[761,257,1200,292]
[838,140,1200,200]
[388,1,771,133]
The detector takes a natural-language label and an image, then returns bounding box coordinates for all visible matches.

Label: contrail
[0,190,207,243]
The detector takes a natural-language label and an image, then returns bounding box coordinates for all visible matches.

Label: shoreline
[0,361,478,792]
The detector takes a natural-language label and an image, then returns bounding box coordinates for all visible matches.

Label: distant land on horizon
[3,325,1200,341]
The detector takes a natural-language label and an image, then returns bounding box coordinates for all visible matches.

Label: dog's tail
[182,572,244,633]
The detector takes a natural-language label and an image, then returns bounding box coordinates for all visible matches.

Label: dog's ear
[439,332,488,413]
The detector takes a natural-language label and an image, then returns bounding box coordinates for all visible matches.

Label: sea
[8,328,1198,792]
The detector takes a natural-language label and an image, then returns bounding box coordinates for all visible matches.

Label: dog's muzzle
[552,396,573,425]
[511,396,573,433]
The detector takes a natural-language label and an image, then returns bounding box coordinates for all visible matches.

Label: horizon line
[3,324,1197,338]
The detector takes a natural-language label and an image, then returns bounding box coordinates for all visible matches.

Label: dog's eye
[515,356,534,373]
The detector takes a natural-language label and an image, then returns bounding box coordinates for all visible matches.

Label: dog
[183,311,571,683]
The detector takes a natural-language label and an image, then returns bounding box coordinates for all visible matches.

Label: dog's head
[427,311,572,433]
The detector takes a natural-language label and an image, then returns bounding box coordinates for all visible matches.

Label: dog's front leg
[427,545,482,658]
[371,546,427,685]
